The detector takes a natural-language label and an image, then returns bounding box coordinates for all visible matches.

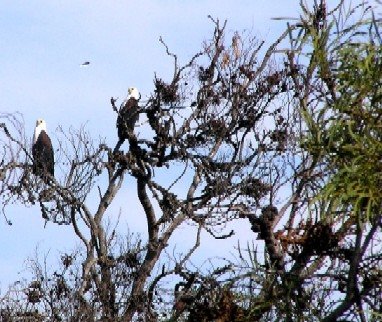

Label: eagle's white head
[128,87,140,100]
[33,118,47,144]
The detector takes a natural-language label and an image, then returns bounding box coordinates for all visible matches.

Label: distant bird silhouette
[80,61,90,67]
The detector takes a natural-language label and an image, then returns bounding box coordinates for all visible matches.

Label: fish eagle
[115,87,140,151]
[32,119,54,180]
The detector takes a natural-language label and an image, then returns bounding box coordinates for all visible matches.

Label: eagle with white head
[32,119,54,180]
[115,87,140,151]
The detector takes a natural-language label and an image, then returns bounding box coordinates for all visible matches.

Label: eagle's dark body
[33,119,54,180]
[117,97,140,141]
[114,87,141,152]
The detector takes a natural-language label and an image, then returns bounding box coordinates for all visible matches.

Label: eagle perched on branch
[115,87,140,151]
[32,119,54,180]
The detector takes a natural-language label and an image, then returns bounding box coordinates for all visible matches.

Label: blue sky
[0,0,333,290]
[1,0,299,136]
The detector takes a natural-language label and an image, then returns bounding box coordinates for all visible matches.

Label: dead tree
[0,16,293,320]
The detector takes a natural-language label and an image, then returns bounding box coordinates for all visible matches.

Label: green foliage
[302,19,382,221]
